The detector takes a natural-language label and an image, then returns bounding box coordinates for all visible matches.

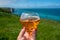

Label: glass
[20,12,40,36]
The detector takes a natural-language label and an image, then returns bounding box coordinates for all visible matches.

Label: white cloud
[0,0,60,8]
[36,2,60,8]
[0,0,10,6]
[0,0,16,7]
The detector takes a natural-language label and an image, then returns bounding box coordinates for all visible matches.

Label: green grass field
[0,12,60,40]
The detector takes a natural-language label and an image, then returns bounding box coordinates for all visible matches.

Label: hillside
[0,12,60,40]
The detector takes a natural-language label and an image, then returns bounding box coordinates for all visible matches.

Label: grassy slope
[0,12,60,40]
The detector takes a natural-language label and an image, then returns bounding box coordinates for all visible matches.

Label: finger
[23,35,31,40]
[18,27,25,38]
[24,32,29,39]
[23,36,27,40]
[32,29,37,39]
[21,37,25,40]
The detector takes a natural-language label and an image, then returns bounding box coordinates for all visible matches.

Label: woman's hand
[17,27,36,40]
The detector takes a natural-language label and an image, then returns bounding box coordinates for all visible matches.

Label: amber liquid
[20,17,40,36]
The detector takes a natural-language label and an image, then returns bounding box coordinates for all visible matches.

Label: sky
[0,0,60,8]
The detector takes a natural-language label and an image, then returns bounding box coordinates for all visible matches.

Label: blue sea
[13,8,60,21]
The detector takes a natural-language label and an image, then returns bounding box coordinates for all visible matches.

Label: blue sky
[0,0,60,8]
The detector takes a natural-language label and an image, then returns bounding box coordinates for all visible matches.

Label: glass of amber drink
[20,12,40,36]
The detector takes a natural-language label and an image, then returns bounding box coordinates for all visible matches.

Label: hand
[17,27,36,40]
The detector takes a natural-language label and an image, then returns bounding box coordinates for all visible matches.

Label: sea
[13,8,60,21]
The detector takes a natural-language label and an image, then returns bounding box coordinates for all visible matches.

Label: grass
[0,12,60,40]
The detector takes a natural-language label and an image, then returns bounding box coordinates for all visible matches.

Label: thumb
[17,27,25,39]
